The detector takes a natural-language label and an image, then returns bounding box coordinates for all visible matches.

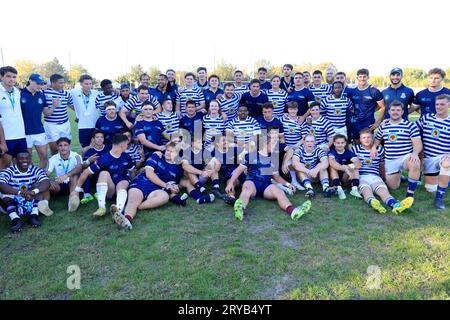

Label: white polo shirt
[47,151,82,182]
[0,83,26,140]
[71,88,100,129]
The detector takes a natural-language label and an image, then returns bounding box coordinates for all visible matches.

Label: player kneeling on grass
[46,137,82,212]
[75,134,134,217]
[372,101,422,201]
[114,142,202,230]
[328,134,362,200]
[0,151,51,232]
[351,128,413,214]
[290,134,333,198]
[225,134,311,221]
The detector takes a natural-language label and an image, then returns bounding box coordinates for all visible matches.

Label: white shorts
[333,126,347,138]
[25,133,47,148]
[424,155,450,175]
[385,154,410,175]
[44,122,72,143]
[360,174,385,190]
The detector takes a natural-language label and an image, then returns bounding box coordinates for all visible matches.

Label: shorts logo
[389,133,397,142]
[431,128,440,138]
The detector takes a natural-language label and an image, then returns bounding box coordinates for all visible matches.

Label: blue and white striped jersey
[309,84,332,103]
[293,145,327,169]
[234,84,249,97]
[375,119,420,160]
[176,88,205,114]
[265,89,288,118]
[156,112,180,135]
[416,113,450,158]
[203,114,226,146]
[123,95,159,115]
[280,116,302,146]
[218,94,240,121]
[95,92,118,116]
[43,88,73,124]
[300,116,335,146]
[226,116,261,143]
[0,165,48,190]
[351,145,384,176]
[320,95,352,128]
[125,144,142,164]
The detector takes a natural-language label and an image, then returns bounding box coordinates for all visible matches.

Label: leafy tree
[147,66,162,86]
[68,64,89,86]
[37,57,67,81]
[213,60,238,82]
[13,60,38,86]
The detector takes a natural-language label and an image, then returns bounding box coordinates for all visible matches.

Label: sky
[1,0,449,80]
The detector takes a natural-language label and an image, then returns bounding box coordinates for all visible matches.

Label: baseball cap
[390,68,403,76]
[29,73,45,85]
[120,83,130,90]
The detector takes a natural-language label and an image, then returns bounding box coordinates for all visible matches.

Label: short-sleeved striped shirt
[351,145,384,176]
[218,94,240,121]
[95,92,118,116]
[124,95,159,114]
[226,116,261,143]
[293,145,327,169]
[265,89,288,118]
[43,88,73,124]
[280,116,302,146]
[320,95,352,128]
[300,116,336,146]
[375,119,420,160]
[0,165,48,190]
[203,114,226,146]
[309,84,332,103]
[176,88,205,114]
[416,113,450,158]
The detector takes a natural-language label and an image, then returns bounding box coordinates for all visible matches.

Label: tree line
[13,57,450,89]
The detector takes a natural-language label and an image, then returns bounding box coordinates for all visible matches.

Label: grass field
[0,111,448,300]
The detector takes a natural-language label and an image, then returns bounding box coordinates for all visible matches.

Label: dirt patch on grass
[257,274,293,299]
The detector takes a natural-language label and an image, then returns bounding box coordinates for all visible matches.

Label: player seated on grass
[205,135,246,205]
[415,94,450,210]
[120,128,144,172]
[0,151,51,233]
[225,134,311,221]
[328,134,362,200]
[113,142,213,230]
[372,100,422,200]
[80,130,111,204]
[46,137,82,212]
[75,134,134,217]
[290,134,333,198]
[135,101,166,158]
[351,128,414,214]
[300,102,335,152]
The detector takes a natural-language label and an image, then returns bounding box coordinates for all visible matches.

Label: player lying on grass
[113,141,215,230]
[0,151,51,232]
[75,134,134,217]
[327,134,362,200]
[226,133,311,221]
[46,137,82,212]
[351,128,414,214]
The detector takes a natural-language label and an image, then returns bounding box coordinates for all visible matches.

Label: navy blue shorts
[79,128,95,148]
[129,180,161,199]
[249,180,272,198]
[111,175,130,185]
[58,183,71,196]
[6,138,28,158]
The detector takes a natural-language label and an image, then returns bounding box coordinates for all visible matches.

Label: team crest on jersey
[400,93,406,99]
[230,108,235,114]
[305,162,312,168]
[38,98,43,104]
[20,184,28,192]
[385,95,389,100]
[315,97,320,102]
[335,109,342,115]
[289,128,295,133]
[309,128,315,134]
[272,101,277,107]
[364,158,372,165]
[431,128,440,138]
[239,130,245,136]
[167,124,172,130]
[389,133,397,142]
[210,128,217,134]
[21,98,27,104]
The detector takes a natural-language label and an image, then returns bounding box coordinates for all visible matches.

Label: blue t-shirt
[134,119,165,155]
[242,151,277,184]
[256,116,285,133]
[138,153,183,184]
[89,151,134,182]
[95,116,126,145]
[83,145,111,161]
[239,91,269,118]
[347,85,383,127]
[328,147,357,165]
[179,112,204,137]
[414,87,450,116]
[260,81,272,91]
[382,84,415,120]
[286,88,315,116]
[204,88,225,110]
[150,87,177,104]
[20,88,47,135]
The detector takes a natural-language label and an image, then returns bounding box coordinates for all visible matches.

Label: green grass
[0,110,448,300]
